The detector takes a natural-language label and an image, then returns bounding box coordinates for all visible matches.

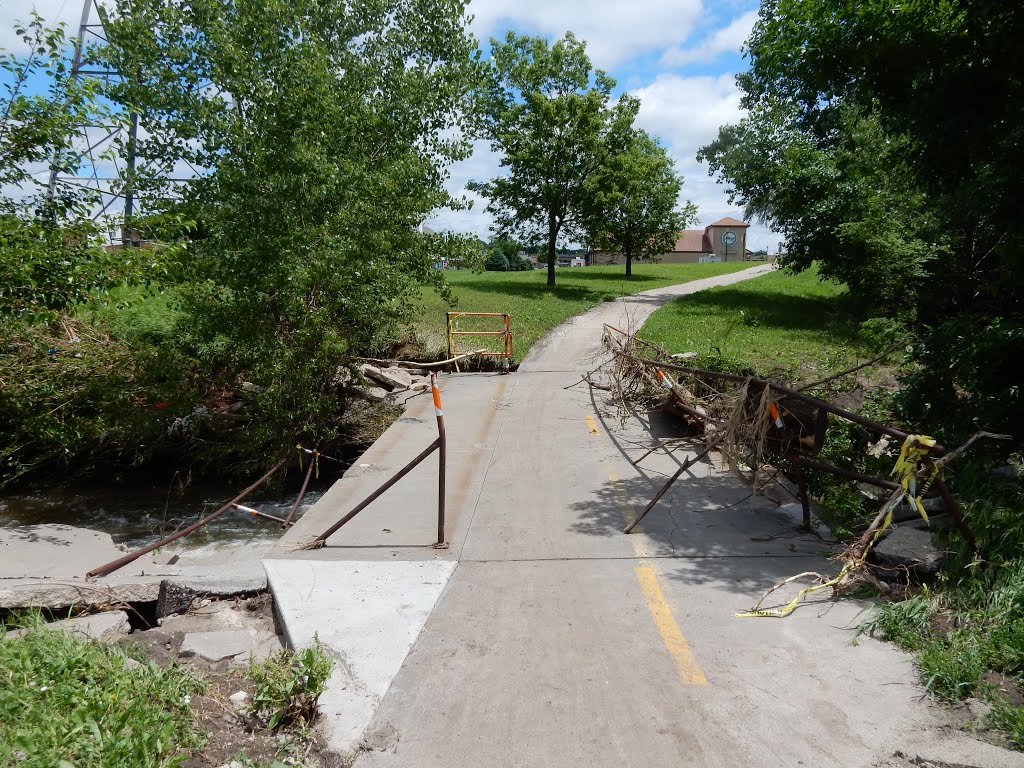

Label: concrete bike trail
[266,264,1015,768]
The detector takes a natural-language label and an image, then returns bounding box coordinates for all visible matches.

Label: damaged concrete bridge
[264,264,1013,767]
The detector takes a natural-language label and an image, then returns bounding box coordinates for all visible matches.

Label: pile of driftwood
[595,324,1009,616]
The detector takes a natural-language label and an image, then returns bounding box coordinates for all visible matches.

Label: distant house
[595,217,752,264]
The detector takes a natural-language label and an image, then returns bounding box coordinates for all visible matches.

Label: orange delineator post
[432,374,447,547]
[308,375,449,548]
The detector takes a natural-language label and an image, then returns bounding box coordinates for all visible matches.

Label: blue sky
[444,0,777,250]
[1,0,780,251]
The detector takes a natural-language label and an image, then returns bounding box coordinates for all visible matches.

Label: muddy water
[0,474,334,556]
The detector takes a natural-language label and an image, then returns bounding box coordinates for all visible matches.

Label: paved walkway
[267,265,1015,767]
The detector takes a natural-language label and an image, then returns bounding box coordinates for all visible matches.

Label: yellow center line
[588,414,708,685]
[634,565,708,685]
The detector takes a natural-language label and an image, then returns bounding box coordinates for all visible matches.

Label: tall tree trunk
[625,248,633,278]
[547,213,557,286]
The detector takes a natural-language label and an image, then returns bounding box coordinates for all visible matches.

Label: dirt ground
[119,593,347,768]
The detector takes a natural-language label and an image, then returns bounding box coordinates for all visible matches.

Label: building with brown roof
[594,216,751,264]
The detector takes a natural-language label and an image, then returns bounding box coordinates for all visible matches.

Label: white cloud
[1,0,780,249]
[467,0,703,69]
[633,73,742,156]
[631,73,779,252]
[432,71,782,253]
[0,0,85,53]
[660,10,757,67]
[427,139,499,239]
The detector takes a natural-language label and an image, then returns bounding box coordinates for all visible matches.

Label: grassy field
[413,262,754,360]
[638,265,871,380]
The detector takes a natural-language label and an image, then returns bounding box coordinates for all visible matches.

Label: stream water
[0,471,336,556]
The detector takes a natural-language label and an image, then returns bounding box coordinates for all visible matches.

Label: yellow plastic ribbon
[295,444,320,478]
[891,434,937,521]
[735,563,855,618]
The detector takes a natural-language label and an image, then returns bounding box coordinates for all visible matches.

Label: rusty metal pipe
[232,503,293,526]
[283,456,316,527]
[625,439,721,533]
[784,454,900,491]
[311,438,440,546]
[87,457,287,578]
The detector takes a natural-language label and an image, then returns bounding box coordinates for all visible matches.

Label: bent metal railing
[446,312,512,371]
[306,373,448,549]
[87,377,451,577]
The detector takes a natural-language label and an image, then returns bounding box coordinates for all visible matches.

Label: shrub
[868,595,933,652]
[484,250,510,271]
[0,317,202,488]
[248,639,333,731]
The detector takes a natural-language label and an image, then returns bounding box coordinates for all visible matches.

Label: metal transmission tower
[47,0,139,242]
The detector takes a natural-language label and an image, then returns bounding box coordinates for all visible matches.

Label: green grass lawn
[638,265,870,380]
[413,262,754,360]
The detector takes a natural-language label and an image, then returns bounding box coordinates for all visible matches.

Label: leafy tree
[487,236,521,263]
[0,13,115,218]
[586,129,694,278]
[701,0,1024,436]
[484,249,510,271]
[700,102,939,310]
[0,15,130,322]
[95,0,482,460]
[469,31,638,286]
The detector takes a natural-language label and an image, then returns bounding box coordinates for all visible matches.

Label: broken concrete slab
[6,610,130,642]
[0,530,268,610]
[243,633,286,662]
[263,559,457,755]
[156,581,196,618]
[353,385,389,402]
[0,568,268,610]
[155,567,268,597]
[0,580,161,610]
[870,526,945,580]
[361,364,413,391]
[0,524,162,580]
[891,496,946,523]
[993,464,1023,481]
[179,629,262,662]
[381,367,413,389]
[158,604,250,633]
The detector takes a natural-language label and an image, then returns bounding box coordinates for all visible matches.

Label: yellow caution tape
[735,564,854,618]
[739,438,938,620]
[296,444,321,478]
[891,434,937,521]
